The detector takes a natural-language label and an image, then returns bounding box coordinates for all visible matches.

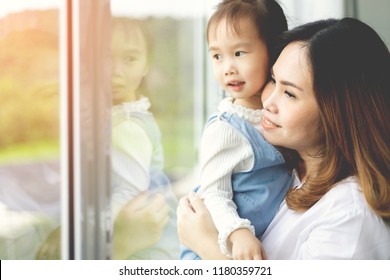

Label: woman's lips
[262,116,280,129]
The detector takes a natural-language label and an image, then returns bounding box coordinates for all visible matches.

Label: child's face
[111,25,149,105]
[208,18,269,103]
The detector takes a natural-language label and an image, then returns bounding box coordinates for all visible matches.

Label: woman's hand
[177,192,228,259]
[113,191,169,259]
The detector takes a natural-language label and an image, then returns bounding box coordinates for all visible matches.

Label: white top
[197,97,263,256]
[262,175,390,259]
[111,96,153,219]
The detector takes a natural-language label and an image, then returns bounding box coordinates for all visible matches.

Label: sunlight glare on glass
[0,0,58,18]
[111,0,220,18]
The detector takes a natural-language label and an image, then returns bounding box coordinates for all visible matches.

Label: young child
[110,17,180,259]
[180,0,293,260]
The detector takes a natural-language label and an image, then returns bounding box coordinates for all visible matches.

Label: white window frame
[60,0,112,260]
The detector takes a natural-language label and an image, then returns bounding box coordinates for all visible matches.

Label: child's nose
[112,58,123,75]
[224,60,236,76]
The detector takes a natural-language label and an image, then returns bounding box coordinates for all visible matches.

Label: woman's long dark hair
[277,18,390,220]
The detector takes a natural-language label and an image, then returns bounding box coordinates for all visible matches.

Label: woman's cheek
[261,81,274,103]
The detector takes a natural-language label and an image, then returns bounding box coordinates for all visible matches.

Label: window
[1,0,388,260]
[109,0,218,260]
[0,0,62,259]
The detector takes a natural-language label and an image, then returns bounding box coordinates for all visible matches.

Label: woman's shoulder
[324,176,365,208]
[324,177,390,259]
[326,176,360,194]
[322,176,385,222]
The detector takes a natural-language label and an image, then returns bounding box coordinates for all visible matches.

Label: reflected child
[110,17,179,259]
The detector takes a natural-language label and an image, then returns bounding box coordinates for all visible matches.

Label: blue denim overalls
[180,112,293,259]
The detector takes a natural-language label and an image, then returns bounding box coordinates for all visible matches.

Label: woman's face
[261,42,322,157]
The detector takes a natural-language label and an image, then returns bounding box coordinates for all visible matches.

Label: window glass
[4,0,388,260]
[109,0,216,260]
[0,1,61,259]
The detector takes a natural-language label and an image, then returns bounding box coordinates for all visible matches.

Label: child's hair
[111,17,153,65]
[207,0,287,65]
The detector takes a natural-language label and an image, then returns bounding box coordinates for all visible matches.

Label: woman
[177,17,390,259]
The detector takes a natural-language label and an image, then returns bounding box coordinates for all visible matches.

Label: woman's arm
[177,192,268,260]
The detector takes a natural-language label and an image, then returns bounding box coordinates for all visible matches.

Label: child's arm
[111,120,152,218]
[198,120,255,257]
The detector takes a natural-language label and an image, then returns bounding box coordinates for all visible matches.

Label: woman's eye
[284,91,296,99]
[235,51,246,57]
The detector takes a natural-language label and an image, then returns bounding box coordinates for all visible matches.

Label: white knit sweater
[197,97,263,256]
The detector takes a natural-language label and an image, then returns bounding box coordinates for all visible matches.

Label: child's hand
[228,228,266,260]
[113,192,169,259]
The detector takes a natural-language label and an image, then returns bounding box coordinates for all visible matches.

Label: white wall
[278,0,344,28]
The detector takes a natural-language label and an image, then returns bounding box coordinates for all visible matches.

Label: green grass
[156,115,198,175]
[0,115,198,178]
[0,140,59,164]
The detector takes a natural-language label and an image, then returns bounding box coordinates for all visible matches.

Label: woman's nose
[262,83,278,113]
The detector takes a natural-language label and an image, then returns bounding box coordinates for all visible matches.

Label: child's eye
[235,51,246,57]
[213,54,222,60]
[124,56,136,63]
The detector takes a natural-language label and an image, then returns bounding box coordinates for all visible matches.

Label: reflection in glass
[0,6,61,259]
[109,0,209,259]
[110,17,180,259]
